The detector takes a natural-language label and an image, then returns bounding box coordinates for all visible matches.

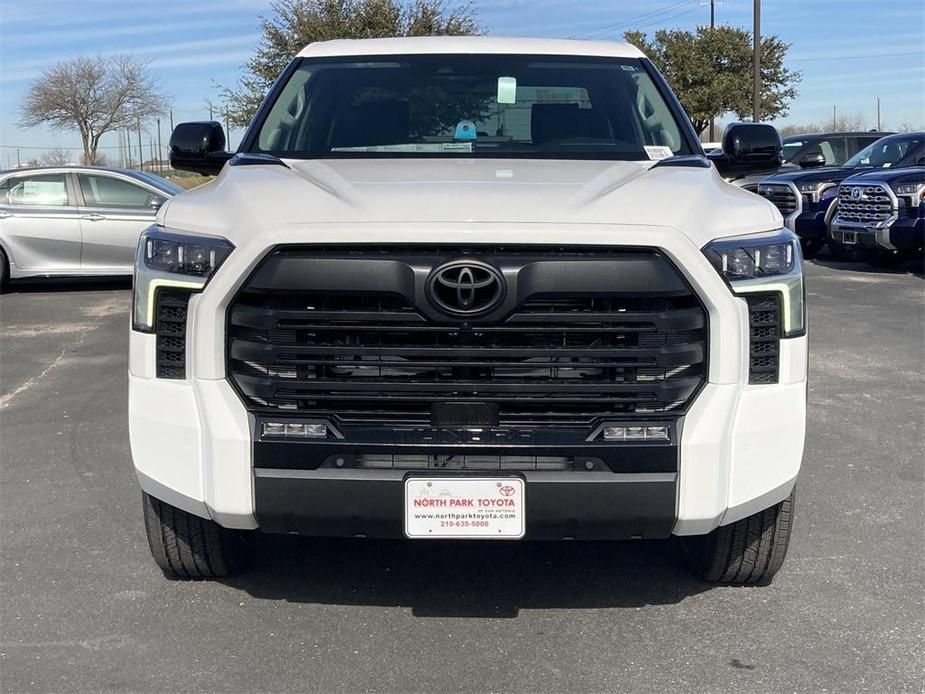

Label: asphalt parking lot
[0,256,922,693]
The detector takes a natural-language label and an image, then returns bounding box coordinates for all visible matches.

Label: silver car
[0,166,181,286]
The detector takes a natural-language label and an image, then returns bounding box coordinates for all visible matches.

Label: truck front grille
[226,247,708,426]
[757,183,798,216]
[835,183,895,225]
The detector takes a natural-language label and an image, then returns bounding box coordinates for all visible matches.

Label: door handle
[81,213,106,221]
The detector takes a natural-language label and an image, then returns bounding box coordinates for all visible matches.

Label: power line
[789,51,925,62]
[580,0,699,39]
[631,5,701,32]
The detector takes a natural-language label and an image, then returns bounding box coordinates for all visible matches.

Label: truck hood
[841,166,925,185]
[161,158,780,248]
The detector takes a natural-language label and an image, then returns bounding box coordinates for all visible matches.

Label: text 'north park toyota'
[131,37,805,583]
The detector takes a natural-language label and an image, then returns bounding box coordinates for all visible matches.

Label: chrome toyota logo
[851,187,863,200]
[427,260,504,315]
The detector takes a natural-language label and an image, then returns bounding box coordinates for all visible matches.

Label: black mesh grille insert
[746,294,781,384]
[227,247,708,425]
[156,290,192,379]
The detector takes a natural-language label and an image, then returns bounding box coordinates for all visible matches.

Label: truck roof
[297,36,646,60]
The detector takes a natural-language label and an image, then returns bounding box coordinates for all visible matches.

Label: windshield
[781,141,804,163]
[843,134,924,168]
[247,55,693,160]
[127,170,183,195]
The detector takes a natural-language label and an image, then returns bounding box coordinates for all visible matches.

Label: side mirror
[169,121,232,176]
[800,151,826,168]
[707,123,782,179]
[148,195,168,210]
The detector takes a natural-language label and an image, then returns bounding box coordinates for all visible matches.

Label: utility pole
[709,0,716,141]
[156,117,163,174]
[169,110,174,132]
[877,97,881,131]
[16,148,21,167]
[752,0,761,123]
[833,105,837,130]
[225,108,231,150]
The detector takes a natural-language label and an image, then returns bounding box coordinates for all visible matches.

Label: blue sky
[0,0,923,165]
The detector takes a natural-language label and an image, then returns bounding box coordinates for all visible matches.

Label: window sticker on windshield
[620,64,637,72]
[644,146,674,160]
[497,76,517,104]
[454,120,477,140]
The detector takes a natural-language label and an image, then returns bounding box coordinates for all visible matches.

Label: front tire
[142,492,249,579]
[682,489,794,584]
[0,247,8,289]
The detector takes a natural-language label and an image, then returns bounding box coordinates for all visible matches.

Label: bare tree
[21,55,167,165]
[779,114,867,137]
[40,147,72,166]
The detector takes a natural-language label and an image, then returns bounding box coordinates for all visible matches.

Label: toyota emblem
[427,260,505,316]
[851,187,862,200]
[499,485,516,497]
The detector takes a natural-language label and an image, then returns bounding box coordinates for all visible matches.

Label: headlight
[893,183,921,196]
[133,226,234,332]
[703,229,805,337]
[798,181,836,202]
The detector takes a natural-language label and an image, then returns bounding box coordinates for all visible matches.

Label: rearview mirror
[708,123,782,180]
[800,151,826,168]
[169,121,232,176]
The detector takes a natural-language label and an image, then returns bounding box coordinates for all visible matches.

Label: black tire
[142,492,248,579]
[0,247,8,289]
[799,238,825,259]
[681,489,794,584]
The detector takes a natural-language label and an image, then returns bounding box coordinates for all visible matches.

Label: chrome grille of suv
[835,183,895,225]
[757,183,798,216]
[226,247,708,426]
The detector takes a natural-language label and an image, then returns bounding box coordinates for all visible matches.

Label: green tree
[624,26,800,134]
[222,0,481,127]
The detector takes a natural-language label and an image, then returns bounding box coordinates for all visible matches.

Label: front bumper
[255,469,677,539]
[830,216,925,252]
[792,209,829,240]
[128,225,808,539]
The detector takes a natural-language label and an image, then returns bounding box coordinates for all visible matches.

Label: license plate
[843,230,857,245]
[404,477,525,539]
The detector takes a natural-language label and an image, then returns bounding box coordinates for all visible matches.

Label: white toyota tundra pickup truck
[131,37,805,583]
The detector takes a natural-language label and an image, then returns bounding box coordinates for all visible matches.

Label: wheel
[799,238,825,259]
[681,489,794,584]
[0,247,8,289]
[142,492,249,579]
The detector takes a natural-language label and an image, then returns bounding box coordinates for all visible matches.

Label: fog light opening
[601,424,669,442]
[262,422,328,438]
